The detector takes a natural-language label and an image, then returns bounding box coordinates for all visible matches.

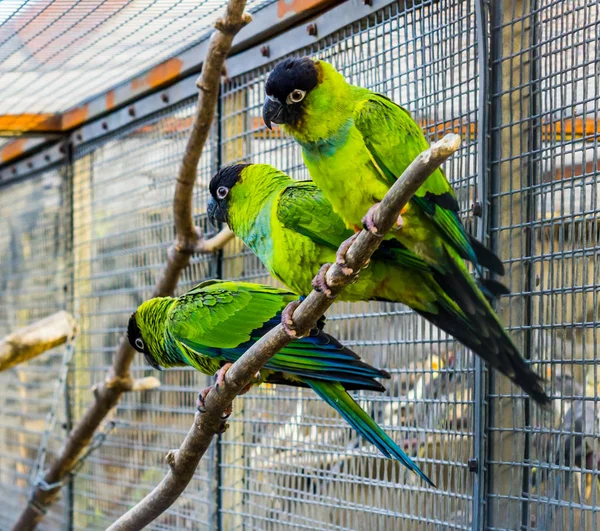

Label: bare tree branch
[0,311,77,372]
[107,133,463,531]
[11,2,250,529]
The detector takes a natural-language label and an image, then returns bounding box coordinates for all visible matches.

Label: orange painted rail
[2,115,600,164]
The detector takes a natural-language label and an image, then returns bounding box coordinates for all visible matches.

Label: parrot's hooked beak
[262,95,284,130]
[207,197,226,226]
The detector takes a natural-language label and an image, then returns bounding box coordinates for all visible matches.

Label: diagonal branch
[107,133,463,531]
[11,2,249,530]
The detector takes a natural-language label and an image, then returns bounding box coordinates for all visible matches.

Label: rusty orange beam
[0,114,62,134]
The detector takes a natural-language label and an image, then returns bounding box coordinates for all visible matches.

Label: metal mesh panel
[69,101,219,529]
[0,0,276,115]
[0,165,70,530]
[219,1,481,529]
[487,1,600,529]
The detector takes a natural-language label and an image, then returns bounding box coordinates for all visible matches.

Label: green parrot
[258,57,550,407]
[207,163,548,406]
[127,279,434,485]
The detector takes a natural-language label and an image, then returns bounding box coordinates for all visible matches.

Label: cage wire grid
[486,1,600,530]
[0,165,71,529]
[0,0,277,118]
[68,99,220,529]
[0,0,597,530]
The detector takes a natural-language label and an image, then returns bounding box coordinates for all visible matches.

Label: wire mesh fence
[69,100,219,529]
[0,165,71,530]
[486,1,599,529]
[0,0,598,529]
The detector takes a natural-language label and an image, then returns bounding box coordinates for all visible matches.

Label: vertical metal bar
[63,138,75,531]
[215,90,224,531]
[473,1,489,528]
[520,0,540,528]
[486,0,503,526]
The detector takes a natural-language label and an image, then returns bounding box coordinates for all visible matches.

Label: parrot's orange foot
[362,202,403,236]
[239,371,261,395]
[312,263,336,299]
[196,385,233,419]
[281,300,309,338]
[214,362,233,389]
[335,233,365,276]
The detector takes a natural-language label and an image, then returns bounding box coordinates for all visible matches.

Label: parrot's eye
[216,186,229,199]
[287,89,306,104]
[135,338,144,351]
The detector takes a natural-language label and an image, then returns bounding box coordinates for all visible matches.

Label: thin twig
[0,311,77,372]
[11,2,250,529]
[107,133,462,531]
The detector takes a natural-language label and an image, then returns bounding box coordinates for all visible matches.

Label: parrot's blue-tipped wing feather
[305,378,435,486]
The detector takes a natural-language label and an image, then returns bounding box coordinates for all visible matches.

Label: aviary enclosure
[0,0,598,529]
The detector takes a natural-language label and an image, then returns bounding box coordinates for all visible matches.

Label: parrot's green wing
[353,94,504,275]
[170,281,292,360]
[168,281,387,388]
[277,181,354,249]
[277,181,431,272]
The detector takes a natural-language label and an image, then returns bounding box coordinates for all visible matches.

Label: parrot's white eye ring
[287,89,306,104]
[135,338,144,350]
[216,186,229,199]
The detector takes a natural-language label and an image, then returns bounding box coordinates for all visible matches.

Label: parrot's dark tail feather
[479,278,511,298]
[468,234,505,276]
[477,278,511,303]
[423,255,551,408]
[304,378,436,487]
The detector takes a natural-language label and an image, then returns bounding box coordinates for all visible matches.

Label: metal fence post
[214,90,224,531]
[64,138,76,531]
[473,1,490,528]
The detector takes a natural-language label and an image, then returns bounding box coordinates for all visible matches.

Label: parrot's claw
[335,233,364,276]
[362,202,403,236]
[214,362,233,390]
[197,366,259,418]
[196,386,233,418]
[312,263,336,299]
[281,300,308,338]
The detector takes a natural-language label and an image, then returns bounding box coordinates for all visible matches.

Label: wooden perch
[0,311,77,372]
[107,133,463,531]
[11,2,250,530]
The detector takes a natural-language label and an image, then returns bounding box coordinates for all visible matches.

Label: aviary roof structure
[0,0,273,118]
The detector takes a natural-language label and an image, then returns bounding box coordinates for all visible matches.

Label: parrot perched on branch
[128,279,434,485]
[260,57,550,407]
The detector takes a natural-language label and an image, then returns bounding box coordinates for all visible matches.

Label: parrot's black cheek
[127,313,142,351]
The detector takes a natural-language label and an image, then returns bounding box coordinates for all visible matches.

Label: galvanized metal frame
[472,2,490,527]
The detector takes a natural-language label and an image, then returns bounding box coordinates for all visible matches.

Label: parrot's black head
[263,57,320,129]
[207,163,250,227]
[127,311,162,370]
